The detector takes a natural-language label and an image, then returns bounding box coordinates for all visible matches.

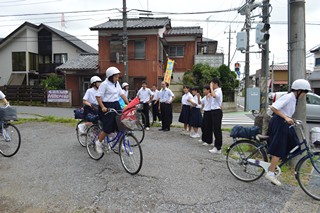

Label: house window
[168,46,184,57]
[29,52,38,71]
[54,53,68,65]
[315,58,320,66]
[134,40,145,59]
[39,55,51,64]
[12,52,26,71]
[110,40,122,62]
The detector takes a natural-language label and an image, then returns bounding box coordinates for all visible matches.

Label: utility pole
[244,0,251,111]
[122,0,129,82]
[288,0,306,164]
[225,25,236,69]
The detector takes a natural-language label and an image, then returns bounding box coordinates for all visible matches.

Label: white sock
[268,171,275,176]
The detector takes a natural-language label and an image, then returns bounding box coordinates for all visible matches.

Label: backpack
[230,125,261,139]
[73,108,84,119]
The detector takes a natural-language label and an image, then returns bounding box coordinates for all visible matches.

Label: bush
[41,74,65,90]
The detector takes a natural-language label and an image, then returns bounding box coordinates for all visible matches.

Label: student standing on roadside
[122,82,129,100]
[189,87,202,138]
[208,77,223,154]
[178,85,193,135]
[200,85,213,146]
[158,81,175,131]
[151,84,161,124]
[137,81,153,130]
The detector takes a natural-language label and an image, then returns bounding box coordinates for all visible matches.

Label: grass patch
[278,163,298,186]
[12,116,78,126]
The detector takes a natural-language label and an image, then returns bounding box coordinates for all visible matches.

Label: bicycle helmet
[106,67,121,78]
[291,79,311,92]
[122,82,129,88]
[90,76,102,85]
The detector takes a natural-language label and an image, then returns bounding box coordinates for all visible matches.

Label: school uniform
[96,80,123,134]
[201,95,213,144]
[151,89,161,122]
[137,87,153,128]
[268,92,300,158]
[123,89,129,99]
[211,88,223,150]
[178,92,192,124]
[159,88,174,131]
[189,95,202,128]
[83,87,99,119]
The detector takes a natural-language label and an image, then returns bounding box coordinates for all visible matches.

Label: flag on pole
[164,59,174,84]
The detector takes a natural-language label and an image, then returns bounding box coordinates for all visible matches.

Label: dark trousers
[142,103,150,128]
[151,100,161,122]
[201,111,213,144]
[211,109,223,150]
[160,102,172,130]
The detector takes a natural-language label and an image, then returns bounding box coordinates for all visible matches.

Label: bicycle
[0,105,21,157]
[226,120,320,200]
[86,108,143,175]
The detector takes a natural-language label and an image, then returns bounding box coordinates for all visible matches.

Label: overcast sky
[0,0,319,75]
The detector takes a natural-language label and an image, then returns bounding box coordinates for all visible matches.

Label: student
[78,76,102,134]
[200,85,213,146]
[122,82,129,100]
[158,81,175,131]
[189,87,202,138]
[151,84,161,124]
[95,67,129,154]
[0,90,9,105]
[266,79,311,186]
[136,81,153,130]
[208,77,223,154]
[178,86,193,135]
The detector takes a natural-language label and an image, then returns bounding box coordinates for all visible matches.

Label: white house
[309,45,320,95]
[0,22,97,86]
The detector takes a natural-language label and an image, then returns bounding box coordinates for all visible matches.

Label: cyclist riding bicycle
[95,67,129,154]
[266,79,312,186]
[0,90,9,105]
[78,76,102,134]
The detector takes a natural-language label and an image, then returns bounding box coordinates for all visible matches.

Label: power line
[139,7,240,15]
[0,0,62,7]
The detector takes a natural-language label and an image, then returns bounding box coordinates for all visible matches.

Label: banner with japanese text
[164,59,174,84]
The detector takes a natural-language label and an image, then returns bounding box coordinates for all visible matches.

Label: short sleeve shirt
[159,88,174,103]
[192,95,202,108]
[97,80,124,102]
[201,96,212,111]
[152,90,159,101]
[0,91,5,99]
[181,92,193,106]
[137,88,153,103]
[211,88,223,110]
[272,92,296,117]
[83,88,99,105]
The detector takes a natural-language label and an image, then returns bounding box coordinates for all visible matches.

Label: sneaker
[209,147,221,154]
[198,139,203,142]
[95,140,103,154]
[265,173,281,186]
[202,142,209,146]
[191,133,200,138]
[145,127,150,131]
[78,123,86,134]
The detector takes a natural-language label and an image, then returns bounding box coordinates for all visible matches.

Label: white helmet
[90,76,102,85]
[122,82,129,88]
[106,67,121,78]
[291,79,311,91]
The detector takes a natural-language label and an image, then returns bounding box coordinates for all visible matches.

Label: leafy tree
[41,74,65,90]
[217,64,239,91]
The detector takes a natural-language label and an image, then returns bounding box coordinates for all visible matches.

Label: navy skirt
[98,101,121,134]
[178,105,191,124]
[189,107,202,128]
[267,115,300,158]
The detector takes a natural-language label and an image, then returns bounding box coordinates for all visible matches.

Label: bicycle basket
[230,125,261,139]
[0,106,18,121]
[116,108,137,131]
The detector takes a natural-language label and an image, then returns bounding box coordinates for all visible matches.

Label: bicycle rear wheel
[86,124,104,160]
[0,123,21,157]
[295,152,320,200]
[119,133,143,175]
[76,120,87,147]
[131,122,145,144]
[226,140,267,182]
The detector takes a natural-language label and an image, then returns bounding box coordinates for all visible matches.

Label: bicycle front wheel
[226,140,267,182]
[119,134,143,175]
[295,152,320,200]
[76,120,87,147]
[0,123,21,157]
[86,124,104,160]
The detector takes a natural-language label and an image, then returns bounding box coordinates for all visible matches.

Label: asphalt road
[1,121,319,212]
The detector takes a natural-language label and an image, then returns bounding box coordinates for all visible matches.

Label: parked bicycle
[86,108,143,175]
[226,120,320,200]
[0,105,21,157]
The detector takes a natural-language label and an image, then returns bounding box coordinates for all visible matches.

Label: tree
[41,74,65,90]
[217,64,239,91]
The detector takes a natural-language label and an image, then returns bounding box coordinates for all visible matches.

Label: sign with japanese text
[47,90,70,103]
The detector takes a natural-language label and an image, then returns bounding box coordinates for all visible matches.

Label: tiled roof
[42,24,97,53]
[56,53,98,71]
[270,65,288,71]
[165,26,203,36]
[202,37,216,42]
[91,17,170,30]
[310,45,320,53]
